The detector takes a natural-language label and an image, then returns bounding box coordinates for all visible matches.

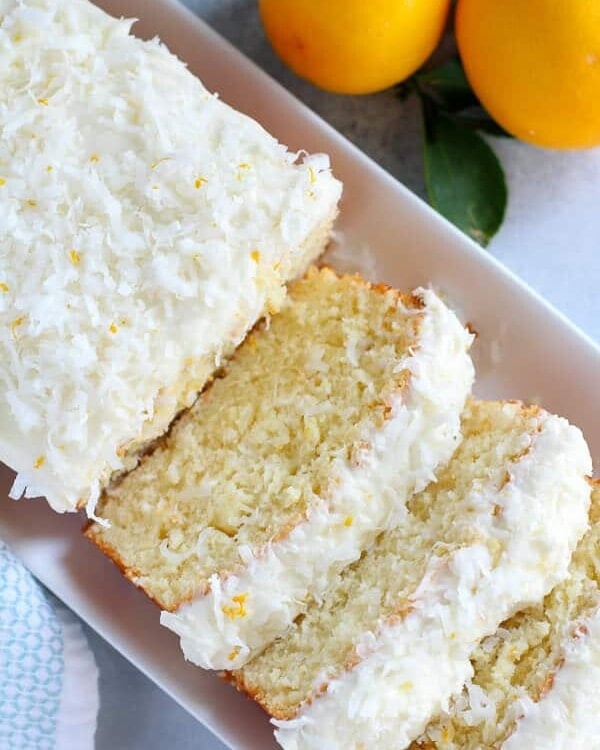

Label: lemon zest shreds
[222,593,249,620]
[151,157,171,169]
[236,163,252,181]
[11,316,25,339]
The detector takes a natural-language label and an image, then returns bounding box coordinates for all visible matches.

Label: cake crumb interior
[88,268,423,610]
[236,401,543,717]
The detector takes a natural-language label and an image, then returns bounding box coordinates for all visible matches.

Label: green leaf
[416,58,478,112]
[421,95,507,247]
[454,105,513,138]
[415,58,513,138]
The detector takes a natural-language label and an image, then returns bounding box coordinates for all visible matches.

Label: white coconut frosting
[502,604,600,750]
[0,0,341,513]
[272,411,592,750]
[160,288,475,669]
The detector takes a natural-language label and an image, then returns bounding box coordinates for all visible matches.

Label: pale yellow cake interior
[412,483,600,750]
[235,400,543,719]
[86,268,423,609]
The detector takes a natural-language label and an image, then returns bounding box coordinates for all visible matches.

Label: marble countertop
[89,2,599,749]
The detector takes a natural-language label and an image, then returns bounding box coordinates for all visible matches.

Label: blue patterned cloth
[0,541,64,750]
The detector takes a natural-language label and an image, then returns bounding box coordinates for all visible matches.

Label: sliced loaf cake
[412,479,600,750]
[86,267,474,668]
[232,400,592,750]
[0,0,341,513]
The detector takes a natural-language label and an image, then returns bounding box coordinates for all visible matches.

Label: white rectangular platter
[0,2,598,749]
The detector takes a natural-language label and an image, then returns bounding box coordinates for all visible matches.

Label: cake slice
[0,0,341,514]
[85,267,474,668]
[232,400,592,750]
[412,479,600,750]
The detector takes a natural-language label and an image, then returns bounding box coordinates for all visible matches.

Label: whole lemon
[456,0,600,149]
[258,0,451,95]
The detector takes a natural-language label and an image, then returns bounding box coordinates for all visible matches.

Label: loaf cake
[0,0,341,514]
[86,267,474,669]
[412,479,600,750]
[232,400,592,750]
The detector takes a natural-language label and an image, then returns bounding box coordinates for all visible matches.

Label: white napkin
[0,541,99,750]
